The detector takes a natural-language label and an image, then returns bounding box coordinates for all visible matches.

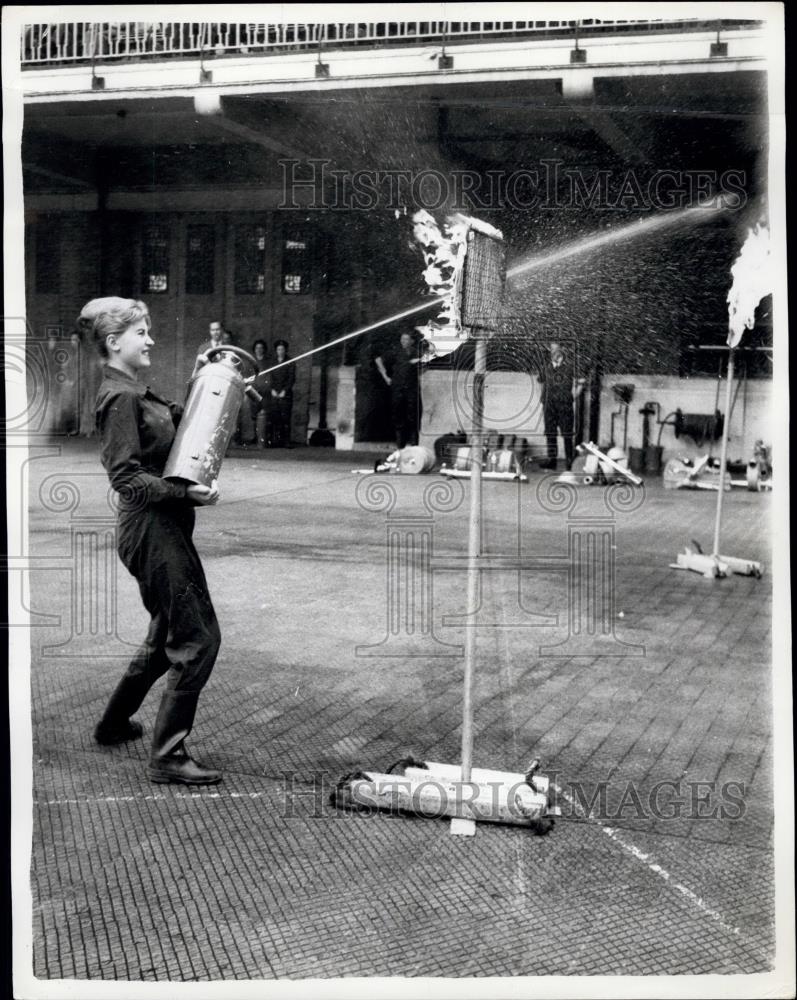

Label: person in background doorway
[267,340,295,447]
[538,340,585,470]
[374,331,423,449]
[197,319,232,359]
[251,339,270,448]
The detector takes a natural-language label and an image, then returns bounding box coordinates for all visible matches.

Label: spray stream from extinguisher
[254,197,730,381]
[252,300,438,380]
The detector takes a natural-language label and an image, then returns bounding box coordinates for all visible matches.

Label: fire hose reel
[163,345,262,488]
[674,408,724,445]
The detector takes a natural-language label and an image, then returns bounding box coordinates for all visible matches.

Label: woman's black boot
[94,674,149,744]
[147,689,221,785]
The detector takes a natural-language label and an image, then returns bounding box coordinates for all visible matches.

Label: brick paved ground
[21,440,780,983]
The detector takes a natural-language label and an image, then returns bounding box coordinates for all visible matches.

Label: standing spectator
[197,319,226,358]
[236,338,268,447]
[251,339,270,448]
[267,340,295,447]
[374,331,424,448]
[538,340,585,470]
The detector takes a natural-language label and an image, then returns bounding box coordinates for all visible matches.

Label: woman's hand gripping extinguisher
[163,346,263,487]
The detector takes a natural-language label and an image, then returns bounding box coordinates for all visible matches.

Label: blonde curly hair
[77,297,150,359]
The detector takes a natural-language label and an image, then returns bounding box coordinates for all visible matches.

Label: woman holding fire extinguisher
[80,296,223,785]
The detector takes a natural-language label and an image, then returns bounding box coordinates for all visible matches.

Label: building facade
[18,15,772,448]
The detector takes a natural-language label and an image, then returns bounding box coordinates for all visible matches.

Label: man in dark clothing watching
[197,319,229,358]
[375,332,423,448]
[538,340,585,470]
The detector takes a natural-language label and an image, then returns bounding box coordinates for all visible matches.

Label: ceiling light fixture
[438,21,453,70]
[710,21,728,57]
[89,24,105,89]
[315,25,330,77]
[199,22,213,83]
[193,23,220,113]
[570,20,587,63]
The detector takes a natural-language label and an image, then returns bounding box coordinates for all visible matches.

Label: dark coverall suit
[267,362,295,447]
[94,365,220,762]
[386,347,422,448]
[541,354,577,468]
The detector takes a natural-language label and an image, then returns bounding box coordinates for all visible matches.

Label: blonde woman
[79,296,222,785]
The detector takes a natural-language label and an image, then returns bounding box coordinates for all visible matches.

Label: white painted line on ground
[37,790,269,804]
[36,785,752,948]
[553,783,742,938]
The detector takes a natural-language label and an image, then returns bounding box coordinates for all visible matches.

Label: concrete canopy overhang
[23,68,767,207]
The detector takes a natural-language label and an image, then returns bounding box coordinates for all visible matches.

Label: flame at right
[726,223,772,348]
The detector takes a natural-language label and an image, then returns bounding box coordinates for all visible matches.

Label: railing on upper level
[21,18,759,67]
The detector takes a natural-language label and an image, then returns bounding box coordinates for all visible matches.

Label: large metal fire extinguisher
[163,346,262,487]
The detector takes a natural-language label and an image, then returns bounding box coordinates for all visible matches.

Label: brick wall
[24,208,318,442]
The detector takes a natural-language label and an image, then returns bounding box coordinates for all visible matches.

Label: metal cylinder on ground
[453,445,473,471]
[402,760,550,797]
[492,449,516,474]
[398,445,435,475]
[332,770,550,827]
[628,447,645,475]
[644,445,664,475]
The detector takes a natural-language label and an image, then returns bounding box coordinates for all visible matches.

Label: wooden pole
[461,337,486,784]
[712,346,735,557]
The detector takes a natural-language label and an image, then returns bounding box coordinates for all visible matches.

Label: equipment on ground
[352,445,436,476]
[332,757,558,833]
[670,539,763,579]
[663,455,731,491]
[391,446,435,474]
[574,442,643,487]
[745,440,772,491]
[671,544,729,579]
[441,445,527,482]
[610,383,635,451]
[433,430,468,467]
[629,402,665,475]
[663,450,771,493]
[674,408,724,446]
